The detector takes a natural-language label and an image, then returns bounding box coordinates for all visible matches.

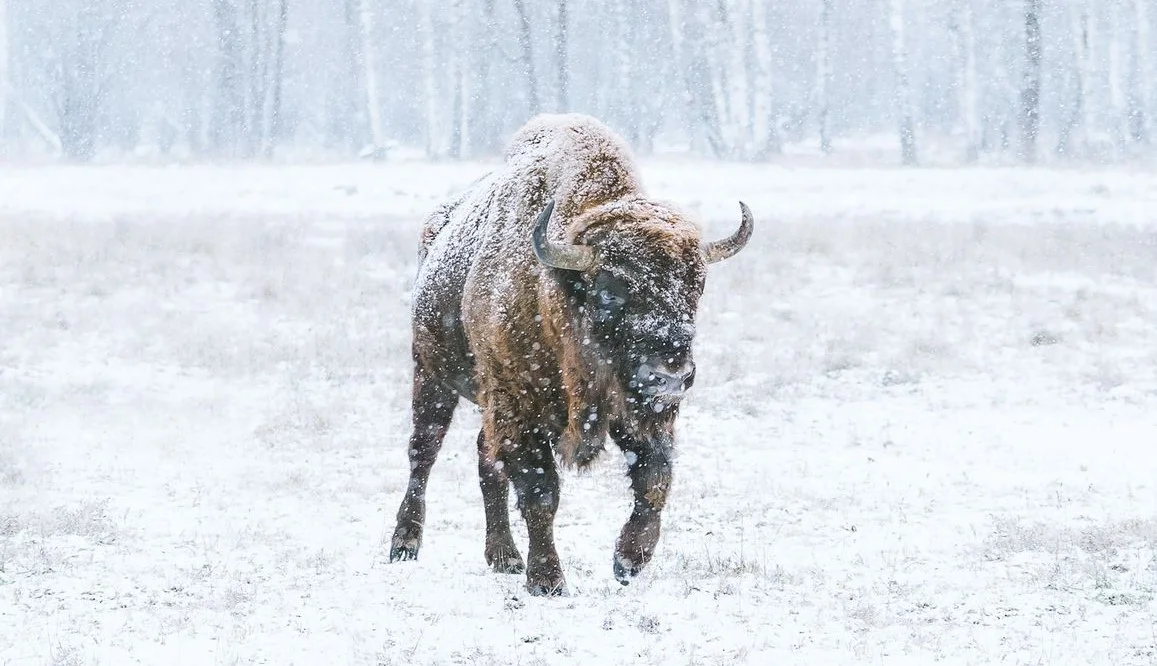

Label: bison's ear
[532,200,597,272]
[701,201,754,264]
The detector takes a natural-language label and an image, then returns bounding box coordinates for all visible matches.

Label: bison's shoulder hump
[503,114,645,223]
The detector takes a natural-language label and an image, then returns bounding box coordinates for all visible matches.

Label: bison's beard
[556,354,682,469]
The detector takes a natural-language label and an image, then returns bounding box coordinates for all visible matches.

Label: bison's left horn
[701,201,754,264]
[531,199,596,272]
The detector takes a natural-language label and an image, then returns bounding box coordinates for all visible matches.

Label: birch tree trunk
[0,0,7,148]
[890,0,918,165]
[723,0,750,155]
[1129,0,1151,142]
[339,0,362,153]
[613,0,639,143]
[419,0,439,157]
[1063,0,1093,155]
[1108,0,1127,150]
[472,0,500,154]
[556,0,569,111]
[953,0,979,161]
[721,0,748,155]
[449,0,468,158]
[358,0,385,158]
[750,0,779,156]
[264,0,287,158]
[696,2,735,156]
[212,0,243,155]
[245,0,268,157]
[817,0,832,154]
[1020,0,1042,162]
[512,0,540,115]
[672,0,725,156]
[59,4,106,161]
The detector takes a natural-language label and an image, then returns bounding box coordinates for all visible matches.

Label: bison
[388,113,753,595]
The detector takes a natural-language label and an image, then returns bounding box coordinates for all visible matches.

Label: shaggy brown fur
[389,113,750,596]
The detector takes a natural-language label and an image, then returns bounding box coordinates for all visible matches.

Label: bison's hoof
[524,566,568,596]
[488,551,526,575]
[525,578,568,597]
[485,535,525,574]
[613,552,644,585]
[389,538,420,563]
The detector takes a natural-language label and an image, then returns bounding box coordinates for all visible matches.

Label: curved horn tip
[700,201,754,264]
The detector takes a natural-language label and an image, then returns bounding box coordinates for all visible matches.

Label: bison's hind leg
[497,429,568,596]
[389,368,458,563]
[475,429,524,574]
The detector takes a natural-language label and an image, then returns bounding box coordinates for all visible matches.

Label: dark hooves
[525,580,569,597]
[389,539,420,563]
[485,540,526,575]
[613,553,643,585]
[490,555,526,575]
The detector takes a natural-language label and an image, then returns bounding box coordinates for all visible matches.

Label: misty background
[0,0,1152,165]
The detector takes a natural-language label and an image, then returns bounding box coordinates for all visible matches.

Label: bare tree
[264,0,287,158]
[688,0,746,158]
[1106,0,1128,150]
[817,0,833,154]
[512,0,540,114]
[6,0,1157,165]
[1020,0,1042,162]
[419,0,439,156]
[0,0,7,148]
[358,0,385,158]
[890,0,918,165]
[611,0,640,143]
[1129,0,1151,143]
[952,0,979,161]
[556,0,569,111]
[244,0,268,157]
[1059,0,1093,156]
[749,0,780,157]
[211,0,244,155]
[52,1,123,161]
[470,0,501,154]
[450,0,468,158]
[668,0,725,156]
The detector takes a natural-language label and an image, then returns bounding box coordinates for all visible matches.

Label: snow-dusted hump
[417,112,673,271]
[502,113,646,238]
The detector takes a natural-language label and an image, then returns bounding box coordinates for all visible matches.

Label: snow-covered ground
[2,159,1156,665]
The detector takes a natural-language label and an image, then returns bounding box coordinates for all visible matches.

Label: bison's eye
[593,289,626,323]
[588,271,628,324]
[598,289,624,308]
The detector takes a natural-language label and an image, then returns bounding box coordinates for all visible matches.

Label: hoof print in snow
[1030,331,1060,347]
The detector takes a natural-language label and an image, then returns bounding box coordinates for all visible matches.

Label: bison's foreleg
[610,425,673,585]
[499,432,567,596]
[389,368,458,563]
[475,429,524,574]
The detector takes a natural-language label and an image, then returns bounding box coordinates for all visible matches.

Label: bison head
[532,199,753,424]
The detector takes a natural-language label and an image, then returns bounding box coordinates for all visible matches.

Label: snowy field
[2,159,1156,665]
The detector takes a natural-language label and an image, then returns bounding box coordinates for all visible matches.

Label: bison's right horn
[701,201,754,264]
[531,199,596,272]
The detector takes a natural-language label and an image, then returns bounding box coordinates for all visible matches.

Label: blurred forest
[0,0,1153,165]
